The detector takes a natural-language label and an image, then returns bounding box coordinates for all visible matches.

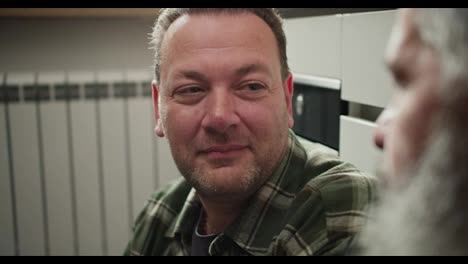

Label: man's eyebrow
[234,63,270,77]
[174,70,208,82]
[173,63,270,82]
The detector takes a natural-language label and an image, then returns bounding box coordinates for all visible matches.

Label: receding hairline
[151,8,290,85]
[157,11,284,87]
[161,10,278,44]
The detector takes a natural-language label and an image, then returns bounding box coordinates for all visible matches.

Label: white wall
[0,17,154,72]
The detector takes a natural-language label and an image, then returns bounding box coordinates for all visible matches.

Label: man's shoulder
[280,138,377,255]
[296,136,368,181]
[305,168,376,211]
[131,177,192,232]
[295,136,377,214]
[125,177,192,256]
[296,135,338,159]
[296,135,347,174]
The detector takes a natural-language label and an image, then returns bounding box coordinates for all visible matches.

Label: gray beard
[359,118,468,255]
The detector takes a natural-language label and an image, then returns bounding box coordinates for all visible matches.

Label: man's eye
[392,68,411,89]
[237,82,268,100]
[173,86,205,104]
[244,83,265,91]
[179,86,203,94]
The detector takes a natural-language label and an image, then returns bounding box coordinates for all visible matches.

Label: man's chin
[188,164,261,200]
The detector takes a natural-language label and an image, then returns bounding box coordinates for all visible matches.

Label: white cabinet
[341,10,396,108]
[284,10,396,173]
[339,116,382,175]
[284,15,341,79]
[284,10,396,107]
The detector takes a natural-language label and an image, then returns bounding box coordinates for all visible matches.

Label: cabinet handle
[296,93,304,116]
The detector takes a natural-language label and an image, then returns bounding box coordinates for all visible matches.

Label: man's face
[153,13,294,200]
[374,9,442,183]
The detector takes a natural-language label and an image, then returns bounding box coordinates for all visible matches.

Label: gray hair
[149,8,289,85]
[415,9,468,102]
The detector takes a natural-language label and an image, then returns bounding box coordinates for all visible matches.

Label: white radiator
[0,70,180,256]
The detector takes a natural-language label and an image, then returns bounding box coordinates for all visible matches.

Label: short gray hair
[149,8,289,85]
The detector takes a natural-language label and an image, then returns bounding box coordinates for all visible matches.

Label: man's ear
[285,74,294,128]
[152,81,165,137]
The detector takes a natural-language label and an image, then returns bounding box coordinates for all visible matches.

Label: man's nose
[201,90,240,134]
[374,107,394,150]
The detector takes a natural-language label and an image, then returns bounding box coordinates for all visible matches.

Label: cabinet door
[284,15,341,79]
[341,10,396,108]
[339,116,382,175]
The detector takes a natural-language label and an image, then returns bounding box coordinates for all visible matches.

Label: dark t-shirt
[191,229,217,256]
[191,210,218,256]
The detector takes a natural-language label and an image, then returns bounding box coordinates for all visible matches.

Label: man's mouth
[200,144,248,160]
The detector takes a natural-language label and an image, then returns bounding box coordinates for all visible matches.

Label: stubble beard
[188,163,263,201]
[173,131,288,203]
[162,102,291,202]
[168,127,288,203]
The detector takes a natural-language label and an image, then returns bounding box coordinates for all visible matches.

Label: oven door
[291,73,346,150]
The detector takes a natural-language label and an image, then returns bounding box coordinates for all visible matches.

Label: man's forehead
[162,14,190,49]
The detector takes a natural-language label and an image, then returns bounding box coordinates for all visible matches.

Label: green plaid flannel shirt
[125,130,376,256]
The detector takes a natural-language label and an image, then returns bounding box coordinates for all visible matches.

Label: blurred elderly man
[360,8,468,255]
